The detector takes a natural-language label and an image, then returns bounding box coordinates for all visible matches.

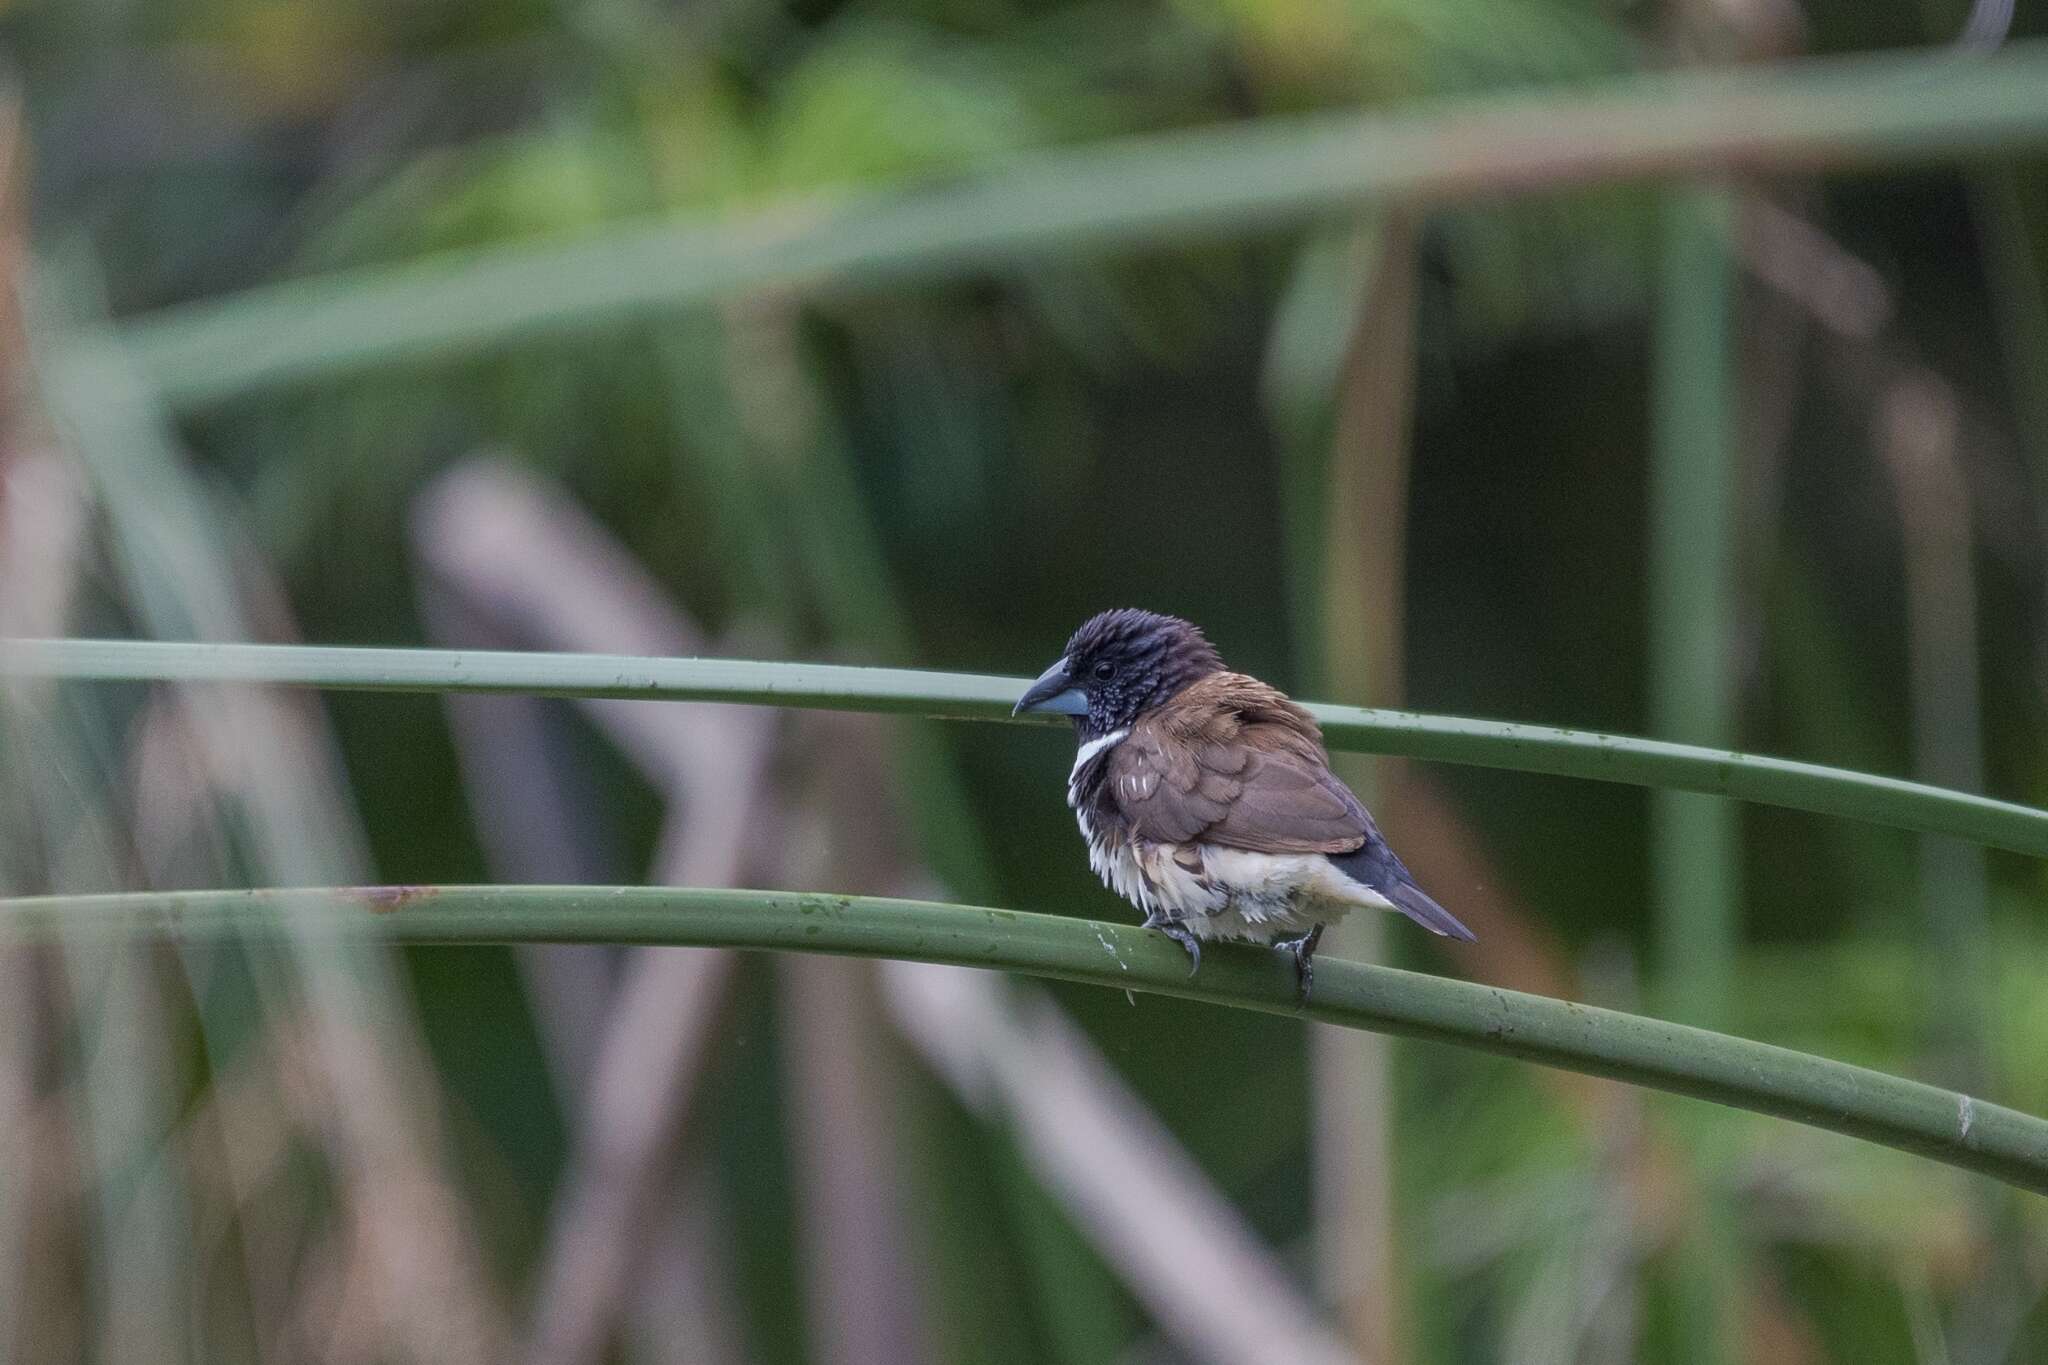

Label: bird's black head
[1012,609,1225,739]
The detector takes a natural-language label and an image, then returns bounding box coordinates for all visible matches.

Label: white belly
[1076,819,1395,944]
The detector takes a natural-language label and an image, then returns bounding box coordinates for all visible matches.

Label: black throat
[1060,609,1223,742]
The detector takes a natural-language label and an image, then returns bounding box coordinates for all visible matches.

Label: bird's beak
[1013,657,1087,717]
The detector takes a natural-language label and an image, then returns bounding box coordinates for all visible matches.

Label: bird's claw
[1145,915,1202,976]
[1279,925,1324,1006]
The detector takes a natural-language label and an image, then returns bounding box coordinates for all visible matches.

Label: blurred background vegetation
[4,0,2048,1360]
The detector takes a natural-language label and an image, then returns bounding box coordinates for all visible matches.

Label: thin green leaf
[108,42,2048,407]
[6,636,2048,859]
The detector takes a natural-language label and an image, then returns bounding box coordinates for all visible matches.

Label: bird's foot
[1278,925,1324,1006]
[1146,917,1202,977]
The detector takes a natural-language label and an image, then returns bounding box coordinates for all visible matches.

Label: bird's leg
[1142,911,1202,976]
[1279,925,1324,1005]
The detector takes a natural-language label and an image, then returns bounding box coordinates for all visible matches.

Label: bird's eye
[1092,661,1113,681]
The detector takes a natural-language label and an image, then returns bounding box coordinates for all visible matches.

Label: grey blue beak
[1013,657,1088,717]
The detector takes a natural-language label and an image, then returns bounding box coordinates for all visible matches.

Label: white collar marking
[1070,728,1129,781]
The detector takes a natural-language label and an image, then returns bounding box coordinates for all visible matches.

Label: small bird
[1014,608,1475,999]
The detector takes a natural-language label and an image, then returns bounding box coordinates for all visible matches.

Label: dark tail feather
[1333,842,1478,942]
[1382,876,1477,942]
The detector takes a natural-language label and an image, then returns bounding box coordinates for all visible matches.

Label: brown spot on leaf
[356,885,431,914]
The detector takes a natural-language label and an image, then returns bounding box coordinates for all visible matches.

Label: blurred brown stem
[1309,211,1419,1365]
[413,460,768,1365]
[777,713,937,1365]
[1741,196,1998,1081]
[29,283,512,1365]
[885,962,1362,1365]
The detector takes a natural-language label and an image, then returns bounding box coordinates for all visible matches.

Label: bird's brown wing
[1104,724,1369,854]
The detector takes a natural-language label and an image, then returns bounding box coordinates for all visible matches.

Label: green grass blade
[1649,179,1743,1365]
[7,636,2048,859]
[108,42,2048,407]
[1,884,2043,1196]
[1649,185,1741,1028]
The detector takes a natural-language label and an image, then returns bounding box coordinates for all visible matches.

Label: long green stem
[1649,185,1740,1028]
[101,42,2048,407]
[7,636,2048,858]
[2,884,2043,1195]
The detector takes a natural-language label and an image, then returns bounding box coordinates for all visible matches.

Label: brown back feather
[1101,672,1369,854]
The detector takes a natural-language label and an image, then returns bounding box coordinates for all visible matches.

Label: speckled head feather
[1058,609,1224,740]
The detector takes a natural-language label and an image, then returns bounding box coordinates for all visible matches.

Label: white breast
[1073,830,1395,944]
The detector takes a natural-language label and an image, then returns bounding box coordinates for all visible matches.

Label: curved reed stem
[3,884,2043,1194]
[7,636,2048,857]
